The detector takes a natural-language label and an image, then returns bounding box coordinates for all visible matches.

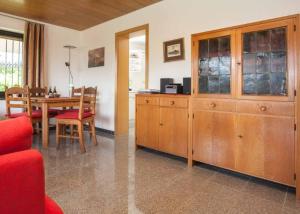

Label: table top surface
[31,97,80,103]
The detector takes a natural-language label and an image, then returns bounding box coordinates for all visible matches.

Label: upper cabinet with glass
[193,31,235,98]
[192,17,295,101]
[237,19,295,101]
[242,28,287,95]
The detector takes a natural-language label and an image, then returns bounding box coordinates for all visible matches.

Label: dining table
[31,97,80,148]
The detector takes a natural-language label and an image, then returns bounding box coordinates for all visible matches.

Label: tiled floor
[32,130,300,214]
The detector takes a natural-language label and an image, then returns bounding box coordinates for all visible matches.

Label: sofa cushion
[0,150,45,213]
[0,116,33,155]
[6,110,42,119]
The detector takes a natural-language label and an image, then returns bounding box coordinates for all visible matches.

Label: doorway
[115,24,149,135]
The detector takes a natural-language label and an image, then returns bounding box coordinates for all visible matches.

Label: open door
[115,24,149,136]
[115,34,130,135]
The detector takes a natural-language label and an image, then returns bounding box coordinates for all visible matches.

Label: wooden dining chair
[5,86,42,129]
[29,87,48,97]
[61,86,96,143]
[71,87,82,97]
[55,86,97,153]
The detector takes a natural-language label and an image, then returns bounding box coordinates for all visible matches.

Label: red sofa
[0,116,63,214]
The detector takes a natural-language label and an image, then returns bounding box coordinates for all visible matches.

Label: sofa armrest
[45,196,63,214]
[0,150,45,214]
[0,116,33,155]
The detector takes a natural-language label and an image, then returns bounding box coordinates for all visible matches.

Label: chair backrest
[5,86,32,118]
[78,86,97,120]
[71,87,82,97]
[29,87,47,97]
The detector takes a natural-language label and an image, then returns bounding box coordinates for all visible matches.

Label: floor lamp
[63,45,76,96]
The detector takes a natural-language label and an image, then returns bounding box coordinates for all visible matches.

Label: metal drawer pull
[170,101,175,105]
[260,106,267,112]
[209,102,216,108]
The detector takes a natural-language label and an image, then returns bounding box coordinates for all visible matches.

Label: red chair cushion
[55,111,93,120]
[48,109,62,114]
[0,116,33,155]
[6,110,42,119]
[45,196,63,214]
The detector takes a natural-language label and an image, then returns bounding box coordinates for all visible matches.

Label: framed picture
[163,38,185,62]
[88,47,105,68]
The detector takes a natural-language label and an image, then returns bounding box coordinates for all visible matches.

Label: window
[0,30,23,99]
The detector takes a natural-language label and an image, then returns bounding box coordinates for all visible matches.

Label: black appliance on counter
[160,78,173,93]
[183,77,191,94]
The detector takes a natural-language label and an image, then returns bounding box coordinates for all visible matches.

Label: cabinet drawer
[237,101,294,116]
[160,97,188,108]
[136,96,159,105]
[192,99,236,112]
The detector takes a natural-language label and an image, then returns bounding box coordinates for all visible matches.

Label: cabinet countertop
[136,93,191,98]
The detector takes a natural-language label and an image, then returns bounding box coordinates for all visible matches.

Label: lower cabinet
[192,99,295,186]
[136,102,159,150]
[192,111,213,164]
[136,95,295,186]
[236,114,295,185]
[136,94,189,158]
[192,111,235,169]
[159,107,188,157]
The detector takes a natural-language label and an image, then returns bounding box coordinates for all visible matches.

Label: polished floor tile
[32,130,300,214]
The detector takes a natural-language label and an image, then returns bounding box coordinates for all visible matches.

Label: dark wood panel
[0,0,161,30]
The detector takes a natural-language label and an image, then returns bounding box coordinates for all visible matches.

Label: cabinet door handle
[160,123,163,126]
[145,99,149,104]
[259,106,267,112]
[170,101,175,105]
[238,135,243,138]
[209,102,216,108]
[237,62,241,65]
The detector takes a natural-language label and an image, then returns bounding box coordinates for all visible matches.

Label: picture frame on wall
[163,38,185,62]
[88,47,105,68]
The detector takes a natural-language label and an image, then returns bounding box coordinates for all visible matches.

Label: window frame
[0,29,23,100]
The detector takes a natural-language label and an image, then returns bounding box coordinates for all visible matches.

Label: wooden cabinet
[236,114,295,185]
[191,15,298,190]
[159,107,188,157]
[213,112,236,169]
[192,111,213,164]
[136,97,159,149]
[192,105,235,169]
[136,94,189,158]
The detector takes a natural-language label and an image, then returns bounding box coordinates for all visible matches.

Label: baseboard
[95,127,115,135]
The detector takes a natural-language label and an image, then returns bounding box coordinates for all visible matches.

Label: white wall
[0,14,80,117]
[45,25,80,96]
[79,0,300,131]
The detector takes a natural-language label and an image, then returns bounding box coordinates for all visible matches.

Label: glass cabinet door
[196,32,234,97]
[238,19,294,101]
[242,27,287,95]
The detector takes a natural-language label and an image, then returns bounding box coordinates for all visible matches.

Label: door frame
[115,24,149,135]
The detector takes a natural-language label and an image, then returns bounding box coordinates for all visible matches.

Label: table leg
[42,103,49,148]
